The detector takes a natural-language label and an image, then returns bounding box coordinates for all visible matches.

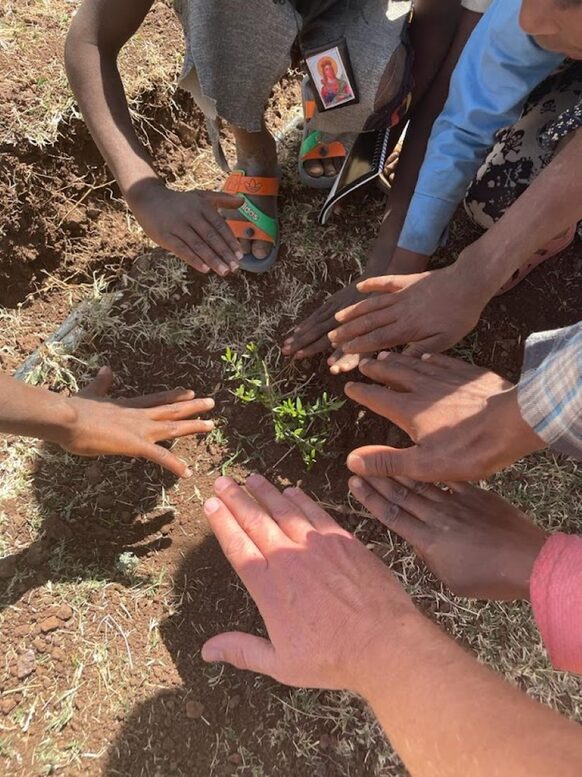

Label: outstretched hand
[349,475,547,601]
[329,267,487,357]
[55,366,215,477]
[201,474,416,691]
[345,351,545,482]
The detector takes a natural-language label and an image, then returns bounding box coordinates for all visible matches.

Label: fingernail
[214,476,233,493]
[295,351,304,360]
[378,351,390,360]
[236,250,244,260]
[347,453,362,470]
[202,398,216,409]
[230,263,239,272]
[345,381,354,390]
[284,486,300,495]
[184,467,194,479]
[246,473,263,486]
[349,476,363,489]
[359,358,371,368]
[202,645,221,662]
[204,497,221,514]
[421,353,432,361]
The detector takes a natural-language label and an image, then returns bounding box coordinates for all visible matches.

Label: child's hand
[54,367,214,478]
[127,180,244,277]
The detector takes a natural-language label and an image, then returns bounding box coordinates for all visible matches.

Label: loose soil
[1,4,581,776]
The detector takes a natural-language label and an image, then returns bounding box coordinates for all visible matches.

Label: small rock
[56,604,73,622]
[229,694,241,710]
[227,753,242,766]
[40,616,61,634]
[0,697,17,716]
[185,700,204,720]
[16,650,36,680]
[33,637,48,653]
[51,647,66,663]
[0,556,17,579]
[14,624,30,638]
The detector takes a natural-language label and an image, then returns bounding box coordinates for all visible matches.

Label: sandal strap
[223,169,280,197]
[231,194,278,244]
[300,131,347,162]
[226,219,276,245]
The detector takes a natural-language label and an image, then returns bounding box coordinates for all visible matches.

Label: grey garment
[518,323,582,461]
[175,0,411,135]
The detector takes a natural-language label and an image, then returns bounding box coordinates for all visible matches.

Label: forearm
[458,128,582,297]
[65,0,159,198]
[367,9,483,274]
[360,612,582,776]
[0,375,74,444]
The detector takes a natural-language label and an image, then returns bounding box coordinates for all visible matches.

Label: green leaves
[222,345,345,468]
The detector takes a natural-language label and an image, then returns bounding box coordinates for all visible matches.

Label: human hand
[201,474,418,691]
[349,475,547,600]
[329,265,488,357]
[54,367,215,477]
[282,281,368,360]
[127,179,244,277]
[345,352,545,482]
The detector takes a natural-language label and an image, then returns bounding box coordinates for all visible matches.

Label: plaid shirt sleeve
[517,323,582,460]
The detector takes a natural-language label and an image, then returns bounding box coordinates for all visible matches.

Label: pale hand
[201,474,417,692]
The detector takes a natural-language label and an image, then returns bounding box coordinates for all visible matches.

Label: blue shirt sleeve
[397,0,563,256]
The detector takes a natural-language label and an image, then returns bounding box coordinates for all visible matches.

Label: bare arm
[0,370,214,477]
[201,475,582,777]
[65,0,158,197]
[367,8,484,275]
[65,0,244,276]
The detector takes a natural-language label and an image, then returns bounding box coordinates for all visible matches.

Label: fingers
[347,444,432,482]
[181,226,233,277]
[167,234,210,274]
[348,476,429,547]
[283,314,336,357]
[283,487,345,535]
[344,382,410,429]
[140,442,194,479]
[123,388,196,409]
[328,349,361,375]
[149,397,215,421]
[204,494,265,571]
[245,474,313,542]
[403,335,449,359]
[213,476,288,553]
[357,356,422,392]
[356,275,414,294]
[392,476,448,503]
[78,366,114,398]
[334,293,395,325]
[203,191,245,211]
[329,306,398,347]
[156,418,215,440]
[202,632,276,677]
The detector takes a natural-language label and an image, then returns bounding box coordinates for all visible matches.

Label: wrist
[350,606,429,701]
[124,174,165,209]
[486,386,546,471]
[43,395,80,448]
[455,241,508,303]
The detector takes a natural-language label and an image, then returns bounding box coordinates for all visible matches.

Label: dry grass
[1,2,581,775]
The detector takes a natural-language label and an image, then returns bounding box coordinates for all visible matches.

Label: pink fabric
[530,533,582,674]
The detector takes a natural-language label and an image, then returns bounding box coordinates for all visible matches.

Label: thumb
[403,335,448,359]
[347,444,432,481]
[202,632,276,676]
[78,366,113,398]
[204,191,245,210]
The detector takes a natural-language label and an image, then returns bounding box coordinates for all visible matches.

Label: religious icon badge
[303,38,359,113]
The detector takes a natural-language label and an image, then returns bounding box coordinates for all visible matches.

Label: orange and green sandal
[222,169,280,274]
[298,76,347,190]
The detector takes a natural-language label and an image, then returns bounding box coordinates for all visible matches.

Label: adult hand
[201,474,417,691]
[349,475,547,600]
[54,366,215,477]
[329,264,490,357]
[345,352,545,482]
[127,180,244,277]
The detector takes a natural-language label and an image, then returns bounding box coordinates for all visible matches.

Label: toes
[323,159,336,177]
[333,158,343,173]
[304,160,324,178]
[239,238,251,256]
[251,239,272,261]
